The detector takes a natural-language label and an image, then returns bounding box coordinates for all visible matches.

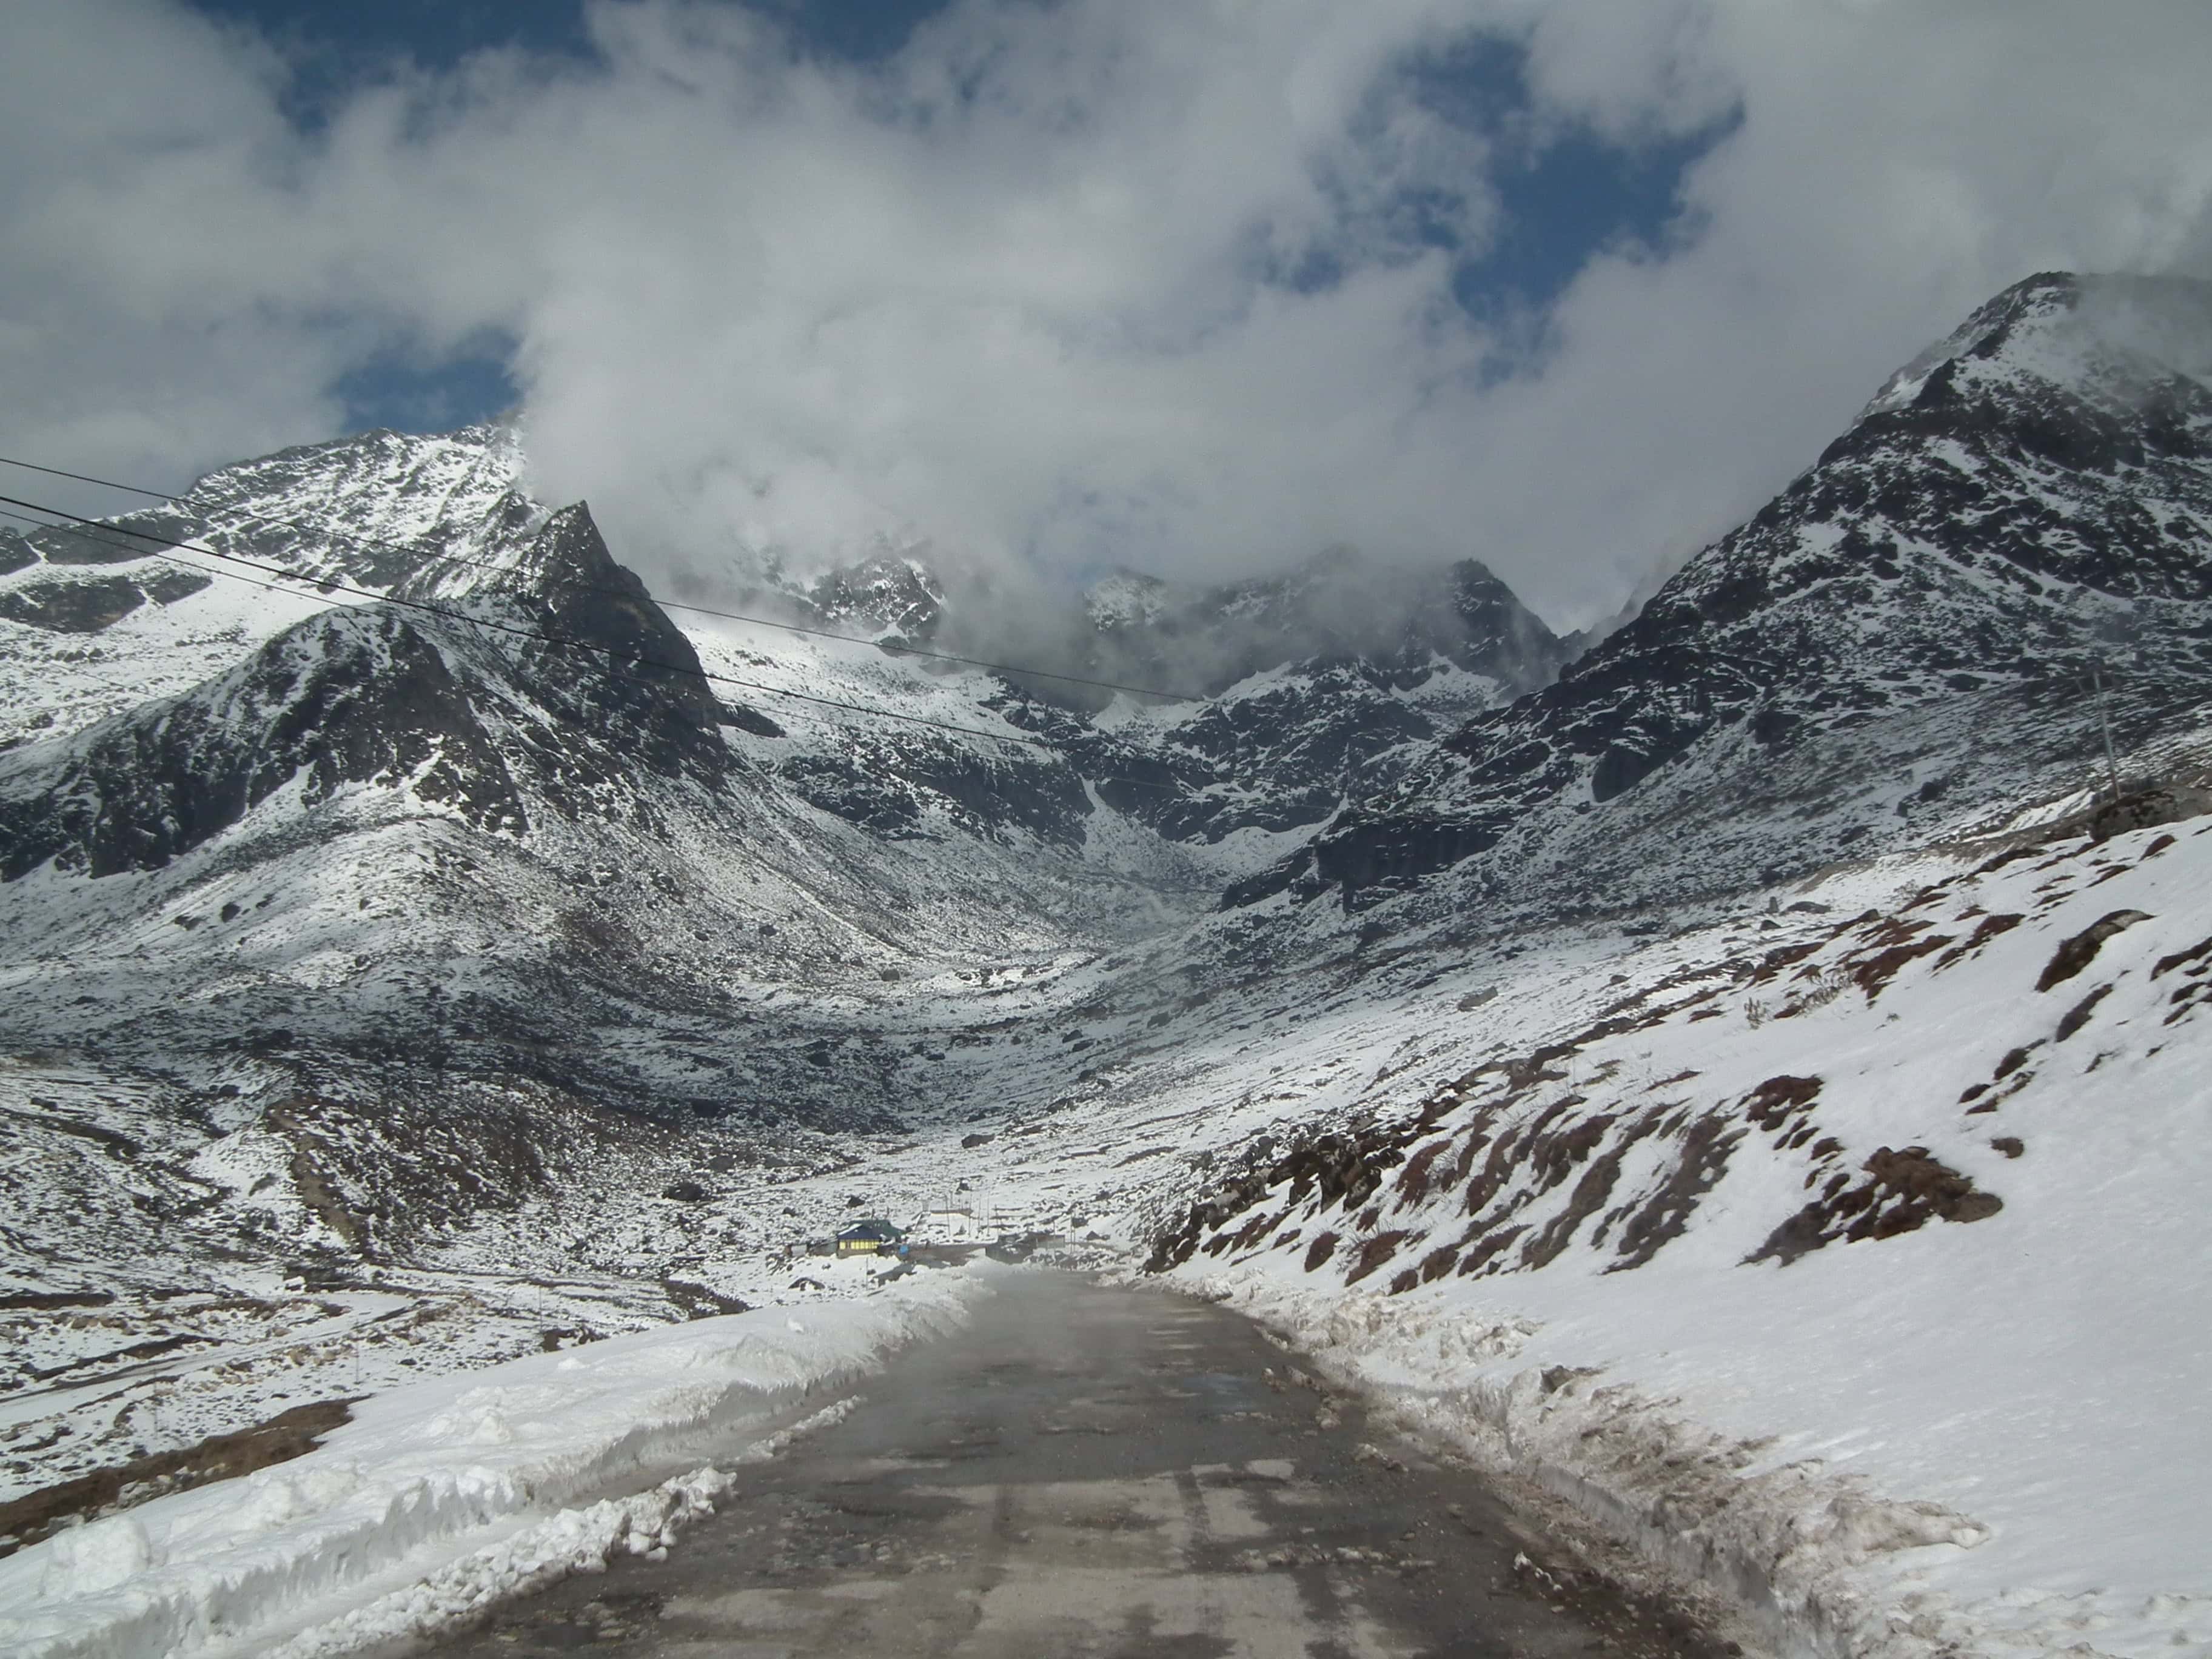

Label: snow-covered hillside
[2,270,2210,1658]
[1132,805,2212,1659]
[0,406,1563,1555]
[0,426,535,752]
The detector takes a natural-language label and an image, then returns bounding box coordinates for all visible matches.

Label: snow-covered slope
[4,270,2211,1657]
[0,408,1563,1526]
[0,426,537,752]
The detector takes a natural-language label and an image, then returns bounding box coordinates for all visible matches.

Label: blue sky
[197,0,954,72]
[190,0,1728,437]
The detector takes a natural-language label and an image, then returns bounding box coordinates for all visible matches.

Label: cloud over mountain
[4,1,2211,625]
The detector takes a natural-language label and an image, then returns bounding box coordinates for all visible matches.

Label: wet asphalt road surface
[424,1272,1737,1659]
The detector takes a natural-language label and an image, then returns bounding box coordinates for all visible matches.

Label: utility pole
[2093,659,2122,806]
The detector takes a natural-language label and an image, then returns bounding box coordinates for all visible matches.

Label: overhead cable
[0,491,1066,752]
[0,450,1204,702]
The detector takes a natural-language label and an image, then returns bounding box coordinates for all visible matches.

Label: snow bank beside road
[1199,1195,2212,1659]
[0,1271,980,1659]
[1193,1260,2011,1659]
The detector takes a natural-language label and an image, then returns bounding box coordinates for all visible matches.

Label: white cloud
[0,2,341,508]
[2,0,2210,626]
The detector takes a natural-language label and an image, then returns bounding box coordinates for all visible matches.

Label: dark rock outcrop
[0,503,734,880]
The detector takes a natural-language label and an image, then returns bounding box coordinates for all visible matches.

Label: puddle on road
[1182,1370,1270,1419]
[846,1453,951,1473]
[1194,1458,1297,1486]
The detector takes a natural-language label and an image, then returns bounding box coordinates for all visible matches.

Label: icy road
[417,1273,1734,1659]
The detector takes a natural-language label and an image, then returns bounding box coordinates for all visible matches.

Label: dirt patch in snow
[2035,909,2151,992]
[1845,919,1954,1001]
[2054,984,2113,1041]
[1931,911,2023,970]
[1344,1229,1412,1284]
[1146,1114,1429,1272]
[0,1292,115,1313]
[1604,1113,1745,1273]
[1748,1145,2002,1266]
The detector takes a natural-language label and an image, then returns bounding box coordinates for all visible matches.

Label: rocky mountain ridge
[1234,271,2212,919]
[722,533,1572,703]
[1068,546,1575,702]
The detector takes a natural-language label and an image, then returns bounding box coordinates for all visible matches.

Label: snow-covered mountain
[702,529,1575,846]
[5,270,2212,1658]
[1235,272,2212,916]
[1072,545,1574,700]
[5,270,2210,1291]
[0,425,535,753]
[0,400,1570,1337]
[723,535,1570,703]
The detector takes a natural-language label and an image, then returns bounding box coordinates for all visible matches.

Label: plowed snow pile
[0,1270,980,1659]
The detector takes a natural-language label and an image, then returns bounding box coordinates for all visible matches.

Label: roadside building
[835,1219,905,1256]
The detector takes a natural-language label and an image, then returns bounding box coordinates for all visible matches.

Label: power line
[0,449,1206,702]
[0,491,1066,752]
[0,506,303,603]
[0,492,1202,799]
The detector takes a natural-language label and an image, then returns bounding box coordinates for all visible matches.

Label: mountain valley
[4,270,2211,1659]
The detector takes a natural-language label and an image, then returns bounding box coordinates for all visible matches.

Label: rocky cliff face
[0,502,736,884]
[0,608,521,882]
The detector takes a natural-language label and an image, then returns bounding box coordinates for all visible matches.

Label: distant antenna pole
[2093,659,2122,805]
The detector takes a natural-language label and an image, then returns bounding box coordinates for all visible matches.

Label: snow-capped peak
[1859,270,2212,422]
